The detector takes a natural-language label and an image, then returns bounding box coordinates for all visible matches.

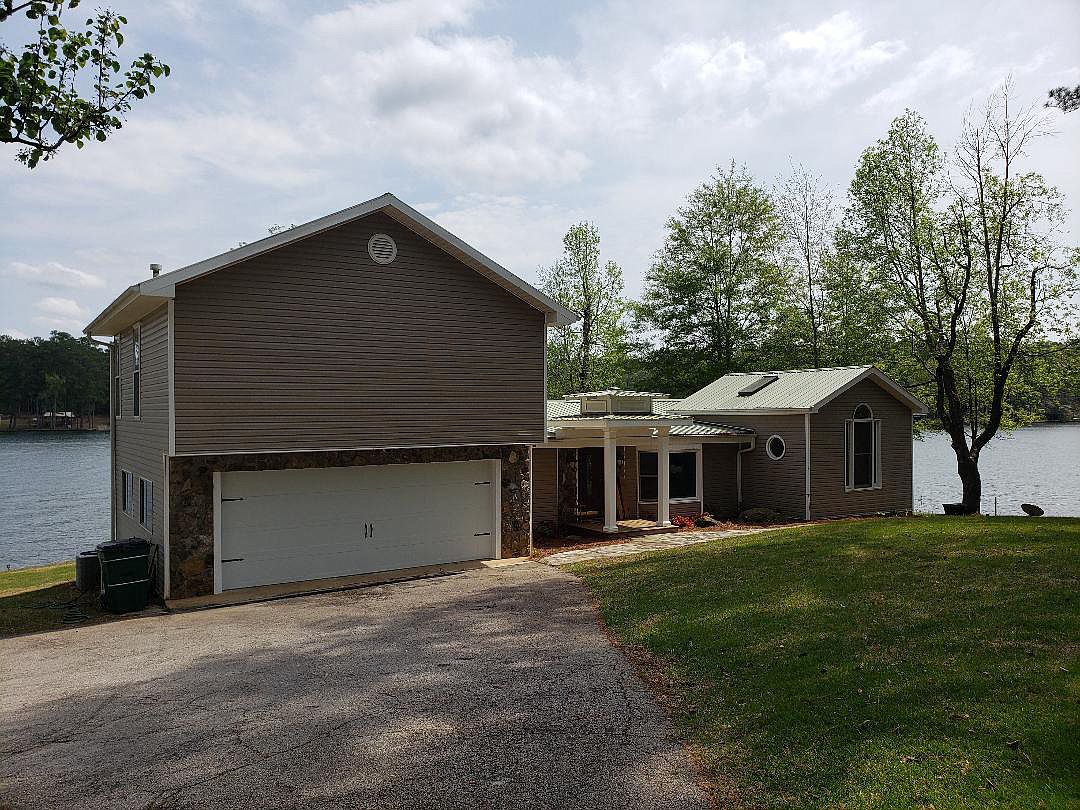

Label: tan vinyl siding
[810,379,913,518]
[532,448,558,526]
[702,444,739,518]
[718,414,807,520]
[173,212,546,454]
[113,305,168,590]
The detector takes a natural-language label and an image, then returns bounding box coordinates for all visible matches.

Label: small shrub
[738,507,785,525]
[672,514,697,528]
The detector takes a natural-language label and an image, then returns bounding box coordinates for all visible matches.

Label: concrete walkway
[541,527,772,566]
[0,562,710,810]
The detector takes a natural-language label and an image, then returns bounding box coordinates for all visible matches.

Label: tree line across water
[541,84,1080,513]
[0,332,109,429]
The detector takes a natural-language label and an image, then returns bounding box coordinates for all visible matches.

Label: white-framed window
[845,403,882,490]
[139,477,153,529]
[638,450,700,502]
[766,434,786,460]
[121,470,135,516]
[131,323,141,418]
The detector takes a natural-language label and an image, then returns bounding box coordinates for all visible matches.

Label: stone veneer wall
[168,444,530,600]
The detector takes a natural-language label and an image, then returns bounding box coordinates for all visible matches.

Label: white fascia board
[84,286,172,337]
[810,367,929,415]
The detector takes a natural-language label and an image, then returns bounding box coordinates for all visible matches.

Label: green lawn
[0,561,111,637]
[572,516,1080,809]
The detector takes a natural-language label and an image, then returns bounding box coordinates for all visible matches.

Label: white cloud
[651,39,767,108]
[864,45,975,110]
[428,194,589,278]
[31,297,88,332]
[35,297,88,318]
[768,12,906,108]
[3,261,106,290]
[295,2,592,188]
[1,327,30,339]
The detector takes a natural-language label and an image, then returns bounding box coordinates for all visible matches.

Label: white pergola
[544,412,696,532]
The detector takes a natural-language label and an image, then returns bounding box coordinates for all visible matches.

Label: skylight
[737,375,779,397]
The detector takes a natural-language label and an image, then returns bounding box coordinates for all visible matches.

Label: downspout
[804,413,812,521]
[90,336,116,541]
[736,437,755,509]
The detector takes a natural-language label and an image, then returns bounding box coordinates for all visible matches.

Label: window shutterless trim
[120,470,135,516]
[637,449,702,503]
[139,477,153,530]
[845,407,882,491]
[131,322,142,419]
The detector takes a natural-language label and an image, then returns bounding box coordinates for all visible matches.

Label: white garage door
[217,460,497,591]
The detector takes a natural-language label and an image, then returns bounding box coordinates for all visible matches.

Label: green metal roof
[675,365,927,414]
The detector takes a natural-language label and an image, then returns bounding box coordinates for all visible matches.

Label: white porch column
[603,428,619,532]
[657,428,671,527]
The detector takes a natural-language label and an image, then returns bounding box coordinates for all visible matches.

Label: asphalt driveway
[0,562,709,810]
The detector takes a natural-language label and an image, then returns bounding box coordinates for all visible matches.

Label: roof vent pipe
[150,263,161,278]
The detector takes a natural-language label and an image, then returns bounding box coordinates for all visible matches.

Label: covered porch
[533,389,756,539]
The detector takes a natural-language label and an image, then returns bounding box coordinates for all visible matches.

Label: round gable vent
[367,233,397,265]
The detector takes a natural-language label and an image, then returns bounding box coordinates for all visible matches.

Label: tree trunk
[956,454,982,514]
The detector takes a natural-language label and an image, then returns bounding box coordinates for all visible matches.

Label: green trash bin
[97,538,152,613]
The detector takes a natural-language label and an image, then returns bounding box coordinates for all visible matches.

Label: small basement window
[766,434,786,460]
[140,478,153,529]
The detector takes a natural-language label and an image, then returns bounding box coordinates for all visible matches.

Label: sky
[1,0,1078,338]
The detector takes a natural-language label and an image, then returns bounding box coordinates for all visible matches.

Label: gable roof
[84,193,578,336]
[674,365,928,415]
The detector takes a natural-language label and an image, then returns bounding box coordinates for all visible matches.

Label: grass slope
[0,561,110,637]
[573,516,1080,809]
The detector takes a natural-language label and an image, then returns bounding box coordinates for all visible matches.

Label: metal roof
[86,193,579,335]
[550,413,688,422]
[546,399,753,436]
[675,365,927,414]
[671,421,754,437]
[562,389,671,399]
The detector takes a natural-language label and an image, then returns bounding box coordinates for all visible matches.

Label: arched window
[845,404,881,490]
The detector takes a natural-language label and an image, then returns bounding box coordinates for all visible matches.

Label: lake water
[1,424,1078,569]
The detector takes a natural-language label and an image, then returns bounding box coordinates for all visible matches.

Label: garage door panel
[218,460,498,591]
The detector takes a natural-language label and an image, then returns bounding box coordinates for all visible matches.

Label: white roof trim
[86,192,578,335]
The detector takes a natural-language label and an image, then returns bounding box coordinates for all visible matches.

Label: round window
[367,233,398,265]
[766,434,786,460]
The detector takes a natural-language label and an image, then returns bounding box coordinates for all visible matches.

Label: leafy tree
[775,163,835,367]
[1,0,169,167]
[1046,85,1080,113]
[845,89,1079,513]
[540,222,629,396]
[635,161,790,389]
[0,330,108,427]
